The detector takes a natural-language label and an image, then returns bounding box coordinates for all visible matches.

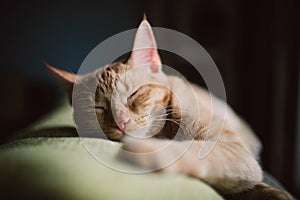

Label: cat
[46,17,293,200]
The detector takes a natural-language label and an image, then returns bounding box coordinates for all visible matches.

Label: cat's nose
[116,119,130,131]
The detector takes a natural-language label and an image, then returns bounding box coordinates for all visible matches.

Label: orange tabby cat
[46,18,293,200]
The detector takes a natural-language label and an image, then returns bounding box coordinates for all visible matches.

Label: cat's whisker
[139,113,152,118]
[151,113,169,117]
[151,118,186,128]
[165,108,189,114]
[150,108,189,116]
[147,109,169,116]
[152,114,169,119]
[150,110,188,119]
[153,118,187,127]
[137,110,168,119]
[134,119,148,124]
[146,125,166,130]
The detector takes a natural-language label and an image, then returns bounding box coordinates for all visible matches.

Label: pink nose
[116,119,130,131]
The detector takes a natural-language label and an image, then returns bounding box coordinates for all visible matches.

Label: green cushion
[0,99,222,200]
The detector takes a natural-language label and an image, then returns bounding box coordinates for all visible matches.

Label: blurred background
[0,0,299,197]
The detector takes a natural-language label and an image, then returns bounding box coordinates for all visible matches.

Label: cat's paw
[121,136,158,154]
[120,136,165,171]
[120,136,188,172]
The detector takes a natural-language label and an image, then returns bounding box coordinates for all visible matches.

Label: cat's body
[168,75,261,155]
[46,18,292,199]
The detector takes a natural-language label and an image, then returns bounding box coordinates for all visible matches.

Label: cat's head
[46,19,173,140]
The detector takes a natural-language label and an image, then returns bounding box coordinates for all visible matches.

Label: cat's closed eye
[95,106,105,113]
[127,90,139,103]
[128,94,138,111]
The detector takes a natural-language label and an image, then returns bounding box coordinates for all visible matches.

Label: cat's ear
[127,18,162,73]
[44,62,77,103]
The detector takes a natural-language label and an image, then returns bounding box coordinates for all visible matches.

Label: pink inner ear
[128,20,162,73]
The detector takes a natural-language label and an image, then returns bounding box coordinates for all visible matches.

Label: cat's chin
[106,129,125,141]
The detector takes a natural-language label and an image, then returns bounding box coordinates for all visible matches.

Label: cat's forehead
[96,62,129,95]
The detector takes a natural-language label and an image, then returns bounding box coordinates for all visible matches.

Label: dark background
[0,0,299,198]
